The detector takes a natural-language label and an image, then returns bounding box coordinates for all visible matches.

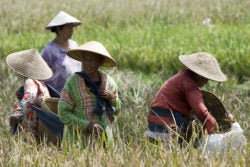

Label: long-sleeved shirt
[150,69,216,134]
[19,79,50,133]
[58,71,121,146]
[41,39,81,92]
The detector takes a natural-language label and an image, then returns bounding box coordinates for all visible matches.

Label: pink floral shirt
[19,79,50,133]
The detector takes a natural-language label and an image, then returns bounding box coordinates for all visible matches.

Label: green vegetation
[0,0,249,166]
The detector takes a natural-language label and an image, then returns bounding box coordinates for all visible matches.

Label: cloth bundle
[202,122,247,153]
[200,90,247,153]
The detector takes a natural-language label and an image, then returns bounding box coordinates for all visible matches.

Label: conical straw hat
[6,49,52,80]
[67,41,117,67]
[179,52,227,82]
[46,11,81,29]
[41,97,59,114]
[201,90,231,132]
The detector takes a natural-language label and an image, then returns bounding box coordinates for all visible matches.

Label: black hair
[16,86,24,101]
[50,25,65,34]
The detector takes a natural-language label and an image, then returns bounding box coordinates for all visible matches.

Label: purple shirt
[41,39,81,92]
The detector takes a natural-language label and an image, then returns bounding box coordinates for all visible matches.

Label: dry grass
[0,0,249,166]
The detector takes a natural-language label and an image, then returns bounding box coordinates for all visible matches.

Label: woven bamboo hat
[46,11,81,29]
[41,97,59,114]
[67,41,117,67]
[201,90,232,132]
[179,52,227,82]
[6,49,52,80]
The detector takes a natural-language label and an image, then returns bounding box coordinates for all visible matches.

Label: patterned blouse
[19,79,50,133]
[58,71,121,145]
[41,39,81,92]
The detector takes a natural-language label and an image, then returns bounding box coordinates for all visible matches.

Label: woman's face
[195,74,209,87]
[58,23,74,39]
[81,52,104,75]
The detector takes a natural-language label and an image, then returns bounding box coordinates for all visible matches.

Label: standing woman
[6,49,52,142]
[41,11,82,92]
[58,41,122,148]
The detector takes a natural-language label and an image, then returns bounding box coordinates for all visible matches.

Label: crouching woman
[6,49,52,143]
[145,52,227,146]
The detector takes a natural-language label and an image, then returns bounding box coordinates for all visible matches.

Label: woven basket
[184,90,233,143]
[37,121,61,146]
[41,98,59,114]
[38,98,60,145]
[201,90,232,132]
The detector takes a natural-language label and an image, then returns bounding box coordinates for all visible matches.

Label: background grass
[1,0,250,80]
[0,0,250,166]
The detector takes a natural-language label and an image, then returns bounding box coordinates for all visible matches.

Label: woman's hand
[98,89,116,100]
[212,122,219,133]
[87,122,104,135]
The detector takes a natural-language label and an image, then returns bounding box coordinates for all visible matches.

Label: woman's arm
[20,79,38,114]
[58,80,90,130]
[185,83,217,134]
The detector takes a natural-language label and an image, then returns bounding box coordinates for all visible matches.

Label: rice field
[0,0,249,166]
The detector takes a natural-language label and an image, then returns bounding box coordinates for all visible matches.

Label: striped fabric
[58,71,121,146]
[147,108,186,136]
[145,108,188,144]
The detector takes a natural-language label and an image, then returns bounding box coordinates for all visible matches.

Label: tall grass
[1,68,249,166]
[0,0,250,166]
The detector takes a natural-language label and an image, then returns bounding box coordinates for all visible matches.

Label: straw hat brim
[67,41,117,67]
[201,90,231,132]
[179,52,227,82]
[46,22,81,29]
[41,97,59,115]
[6,49,52,80]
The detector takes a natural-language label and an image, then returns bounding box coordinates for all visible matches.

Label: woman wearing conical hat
[58,41,121,148]
[41,11,82,92]
[145,52,227,144]
[6,49,52,140]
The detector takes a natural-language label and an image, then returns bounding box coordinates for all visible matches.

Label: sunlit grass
[1,67,249,166]
[0,0,249,166]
